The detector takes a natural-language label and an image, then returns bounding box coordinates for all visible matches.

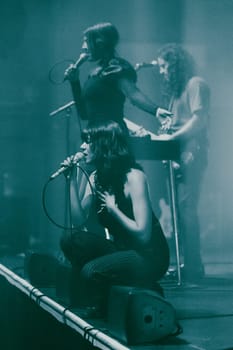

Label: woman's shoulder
[126,168,147,184]
[110,57,134,69]
[102,57,137,81]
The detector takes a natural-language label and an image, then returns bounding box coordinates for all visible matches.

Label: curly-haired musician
[156,43,210,282]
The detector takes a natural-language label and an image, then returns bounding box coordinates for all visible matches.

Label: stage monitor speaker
[107,285,177,345]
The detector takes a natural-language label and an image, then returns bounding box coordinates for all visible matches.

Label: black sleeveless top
[82,57,137,126]
[95,180,169,263]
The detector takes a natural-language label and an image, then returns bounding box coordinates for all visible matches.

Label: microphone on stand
[64,53,89,81]
[135,60,158,71]
[50,153,85,180]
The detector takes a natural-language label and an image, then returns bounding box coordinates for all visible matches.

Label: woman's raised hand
[61,152,84,177]
[64,64,80,82]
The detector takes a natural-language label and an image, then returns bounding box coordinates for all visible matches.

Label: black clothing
[95,181,169,277]
[60,219,169,309]
[71,57,157,130]
[60,167,169,309]
[82,58,136,123]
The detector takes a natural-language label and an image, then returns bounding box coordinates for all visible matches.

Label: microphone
[135,60,158,71]
[73,52,89,69]
[50,152,85,180]
[64,53,89,81]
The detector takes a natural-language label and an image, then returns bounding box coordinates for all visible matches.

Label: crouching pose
[60,120,170,317]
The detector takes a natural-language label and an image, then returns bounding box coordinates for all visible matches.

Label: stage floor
[0,254,233,350]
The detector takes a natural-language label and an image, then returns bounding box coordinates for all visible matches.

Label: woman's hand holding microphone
[64,53,89,82]
[50,152,85,180]
[62,152,85,177]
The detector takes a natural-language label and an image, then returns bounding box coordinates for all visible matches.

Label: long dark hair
[83,22,119,59]
[157,43,196,103]
[82,120,140,195]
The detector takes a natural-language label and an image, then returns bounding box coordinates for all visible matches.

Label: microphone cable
[42,164,94,230]
[48,59,74,85]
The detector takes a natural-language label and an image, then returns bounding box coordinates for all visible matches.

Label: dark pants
[60,230,166,307]
[176,155,207,280]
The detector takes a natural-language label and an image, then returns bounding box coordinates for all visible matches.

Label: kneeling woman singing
[60,120,170,316]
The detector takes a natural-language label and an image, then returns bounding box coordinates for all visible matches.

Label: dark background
[0,0,232,269]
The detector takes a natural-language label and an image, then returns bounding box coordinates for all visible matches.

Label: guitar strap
[168,95,175,134]
[168,95,174,113]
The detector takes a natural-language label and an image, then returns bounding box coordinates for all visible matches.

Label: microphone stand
[49,101,81,232]
[49,100,75,117]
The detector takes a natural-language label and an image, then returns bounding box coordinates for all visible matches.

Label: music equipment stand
[167,160,182,285]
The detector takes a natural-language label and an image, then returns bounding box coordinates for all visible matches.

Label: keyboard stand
[167,160,182,285]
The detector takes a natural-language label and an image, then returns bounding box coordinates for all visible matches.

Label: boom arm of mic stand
[49,100,76,117]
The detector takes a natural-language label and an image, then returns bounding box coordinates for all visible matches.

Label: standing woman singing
[60,120,170,317]
[64,22,171,131]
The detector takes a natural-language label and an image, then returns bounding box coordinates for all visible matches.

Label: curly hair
[157,43,196,104]
[81,120,140,195]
